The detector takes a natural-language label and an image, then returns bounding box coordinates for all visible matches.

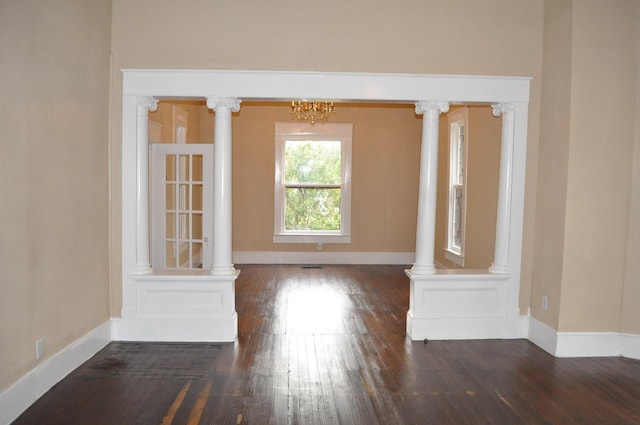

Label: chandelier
[290,101,335,125]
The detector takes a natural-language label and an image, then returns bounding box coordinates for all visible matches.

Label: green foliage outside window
[284,140,342,231]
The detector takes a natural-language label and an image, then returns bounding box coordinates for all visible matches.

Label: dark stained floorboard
[11,264,640,424]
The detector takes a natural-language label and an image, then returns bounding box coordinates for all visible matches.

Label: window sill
[444,248,465,267]
[273,233,351,244]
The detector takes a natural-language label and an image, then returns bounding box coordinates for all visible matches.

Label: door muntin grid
[151,144,213,270]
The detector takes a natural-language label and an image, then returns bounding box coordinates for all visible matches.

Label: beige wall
[557,0,637,332]
[109,0,544,317]
[621,4,640,335]
[0,0,112,393]
[149,101,209,143]
[435,106,501,270]
[532,0,640,334]
[532,0,573,329]
[233,102,422,252]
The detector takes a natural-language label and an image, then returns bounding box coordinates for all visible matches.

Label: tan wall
[233,102,421,252]
[0,0,112,392]
[531,0,573,329]
[149,101,207,143]
[435,106,501,269]
[621,4,640,335]
[558,0,637,332]
[109,0,544,317]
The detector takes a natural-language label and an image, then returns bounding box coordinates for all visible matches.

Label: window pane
[285,187,341,231]
[453,186,463,250]
[284,140,341,185]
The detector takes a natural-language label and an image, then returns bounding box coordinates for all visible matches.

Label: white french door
[151,143,213,270]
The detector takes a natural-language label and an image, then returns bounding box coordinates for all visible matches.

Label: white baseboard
[0,321,111,425]
[621,333,640,360]
[555,331,621,357]
[527,316,558,355]
[407,314,529,341]
[528,316,640,358]
[233,251,414,265]
[111,315,238,342]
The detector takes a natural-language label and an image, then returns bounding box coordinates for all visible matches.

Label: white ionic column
[489,103,515,274]
[135,96,158,274]
[206,97,241,275]
[412,101,449,274]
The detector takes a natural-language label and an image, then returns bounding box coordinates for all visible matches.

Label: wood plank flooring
[11,265,640,424]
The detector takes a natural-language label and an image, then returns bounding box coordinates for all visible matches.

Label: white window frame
[273,122,352,244]
[445,107,468,266]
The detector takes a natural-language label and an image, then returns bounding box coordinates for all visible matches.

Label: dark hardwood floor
[12,265,640,424]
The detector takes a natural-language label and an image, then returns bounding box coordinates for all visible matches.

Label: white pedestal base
[405,269,525,340]
[118,271,239,342]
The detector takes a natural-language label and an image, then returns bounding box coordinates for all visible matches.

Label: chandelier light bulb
[290,101,335,125]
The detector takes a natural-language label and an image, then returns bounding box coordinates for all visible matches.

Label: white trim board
[528,316,640,359]
[0,321,111,425]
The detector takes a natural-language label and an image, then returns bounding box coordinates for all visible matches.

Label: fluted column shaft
[135,96,157,273]
[206,97,241,275]
[412,101,449,274]
[489,103,515,273]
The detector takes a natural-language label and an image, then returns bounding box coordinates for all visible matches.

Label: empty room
[2,1,640,424]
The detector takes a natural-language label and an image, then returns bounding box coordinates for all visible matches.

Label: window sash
[274,122,352,244]
[446,109,468,261]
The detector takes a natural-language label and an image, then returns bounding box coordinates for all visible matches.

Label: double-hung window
[445,107,468,266]
[274,122,352,244]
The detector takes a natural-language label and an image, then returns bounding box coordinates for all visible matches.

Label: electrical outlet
[36,338,44,360]
[317,243,323,251]
[542,295,548,311]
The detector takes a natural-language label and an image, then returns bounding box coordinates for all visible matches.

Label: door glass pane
[192,213,202,239]
[192,243,203,268]
[192,184,203,211]
[192,155,203,181]
[165,184,175,210]
[166,155,176,181]
[166,242,176,268]
[165,213,175,239]
[177,241,189,267]
[153,144,212,270]
[178,184,189,210]
[178,155,189,181]
[178,213,189,239]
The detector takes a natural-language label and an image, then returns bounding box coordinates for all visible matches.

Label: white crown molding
[0,321,111,425]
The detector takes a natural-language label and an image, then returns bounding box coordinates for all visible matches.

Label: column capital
[206,97,241,112]
[415,101,449,115]
[491,102,515,117]
[137,96,158,112]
